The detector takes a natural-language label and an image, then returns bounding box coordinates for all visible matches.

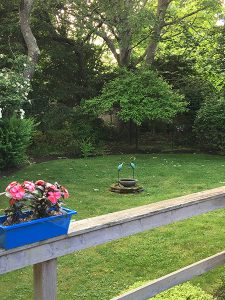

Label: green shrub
[69,107,107,143]
[37,105,73,131]
[0,116,35,169]
[79,137,95,158]
[30,129,80,157]
[30,106,108,158]
[194,97,225,151]
[152,283,214,300]
[30,129,108,158]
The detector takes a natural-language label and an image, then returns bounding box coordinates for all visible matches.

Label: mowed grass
[1,154,225,299]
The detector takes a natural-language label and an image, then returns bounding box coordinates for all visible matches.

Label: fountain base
[110,183,144,194]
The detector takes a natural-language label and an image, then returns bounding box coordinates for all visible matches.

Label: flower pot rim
[0,207,77,230]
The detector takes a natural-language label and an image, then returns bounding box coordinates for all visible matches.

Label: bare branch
[164,6,207,26]
[130,28,155,51]
[133,49,147,66]
[83,21,103,42]
[95,30,120,63]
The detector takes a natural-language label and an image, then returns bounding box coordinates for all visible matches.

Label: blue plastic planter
[0,208,77,250]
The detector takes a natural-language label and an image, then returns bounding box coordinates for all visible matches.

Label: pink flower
[8,184,25,200]
[63,188,69,199]
[60,186,69,199]
[35,180,45,186]
[47,191,61,204]
[46,183,57,190]
[5,181,18,192]
[23,181,36,192]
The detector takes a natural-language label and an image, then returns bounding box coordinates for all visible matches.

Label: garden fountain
[110,162,143,194]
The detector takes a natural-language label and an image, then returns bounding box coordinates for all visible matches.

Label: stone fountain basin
[119,178,137,187]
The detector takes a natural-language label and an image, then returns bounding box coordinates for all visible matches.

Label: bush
[28,99,113,158]
[0,116,35,170]
[29,105,109,158]
[194,97,225,151]
[69,107,107,143]
[30,128,108,158]
[79,138,95,158]
[36,105,73,131]
[30,129,80,157]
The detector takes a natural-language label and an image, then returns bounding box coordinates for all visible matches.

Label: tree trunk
[119,27,132,67]
[119,46,131,67]
[129,119,133,145]
[135,124,139,150]
[145,0,171,65]
[19,0,40,80]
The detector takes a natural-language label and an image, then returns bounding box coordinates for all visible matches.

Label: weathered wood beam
[33,259,57,300]
[0,187,225,275]
[112,250,225,300]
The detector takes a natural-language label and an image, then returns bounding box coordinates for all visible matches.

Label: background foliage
[194,97,225,152]
[0,0,225,169]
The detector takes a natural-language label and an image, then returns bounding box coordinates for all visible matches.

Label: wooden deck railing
[1,187,225,299]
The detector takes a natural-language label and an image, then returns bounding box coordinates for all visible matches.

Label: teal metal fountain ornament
[117,163,124,183]
[130,162,136,179]
[111,161,143,194]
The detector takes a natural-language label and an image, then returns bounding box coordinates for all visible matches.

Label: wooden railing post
[33,258,57,300]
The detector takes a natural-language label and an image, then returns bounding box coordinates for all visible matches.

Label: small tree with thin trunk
[84,68,187,148]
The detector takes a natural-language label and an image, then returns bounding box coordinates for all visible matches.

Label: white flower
[19,109,25,119]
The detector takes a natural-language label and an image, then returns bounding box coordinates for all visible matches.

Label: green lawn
[1,154,225,299]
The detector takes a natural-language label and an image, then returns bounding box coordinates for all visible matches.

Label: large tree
[65,0,222,68]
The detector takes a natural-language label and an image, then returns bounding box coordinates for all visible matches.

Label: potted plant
[0,180,77,250]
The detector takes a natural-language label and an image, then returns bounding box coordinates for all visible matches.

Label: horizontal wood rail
[112,250,225,300]
[1,186,225,299]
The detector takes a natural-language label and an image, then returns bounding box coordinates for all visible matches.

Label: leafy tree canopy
[66,0,223,68]
[84,68,187,125]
